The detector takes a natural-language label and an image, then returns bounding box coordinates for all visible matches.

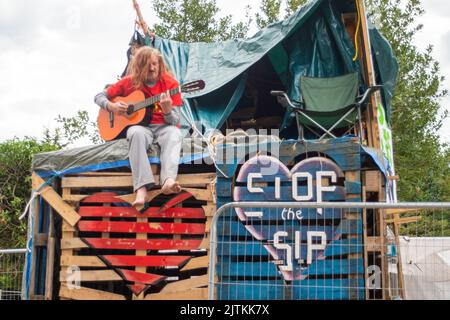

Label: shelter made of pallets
[23,0,404,300]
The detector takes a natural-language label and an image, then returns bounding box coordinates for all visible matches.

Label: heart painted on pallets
[77,192,206,296]
[233,156,346,281]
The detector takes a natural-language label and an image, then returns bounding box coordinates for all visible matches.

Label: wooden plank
[60,256,106,267]
[101,255,192,268]
[79,206,206,219]
[235,207,346,221]
[78,221,206,235]
[34,233,48,247]
[81,192,128,204]
[364,171,381,193]
[385,208,421,216]
[202,205,216,217]
[80,238,203,251]
[366,236,383,252]
[385,216,421,225]
[205,218,212,234]
[61,210,76,260]
[393,214,406,299]
[199,236,210,250]
[62,223,76,232]
[60,270,122,282]
[218,259,364,278]
[117,189,162,206]
[356,0,381,148]
[44,237,55,300]
[61,238,88,250]
[59,283,125,300]
[218,279,365,300]
[376,170,388,300]
[136,216,147,274]
[32,172,81,227]
[345,181,362,195]
[182,187,213,202]
[62,188,72,202]
[61,173,215,188]
[217,220,361,241]
[362,186,370,300]
[180,255,209,271]
[69,172,133,177]
[234,186,346,202]
[217,239,362,260]
[160,275,209,293]
[159,192,195,212]
[28,196,41,300]
[145,288,208,300]
[117,269,165,285]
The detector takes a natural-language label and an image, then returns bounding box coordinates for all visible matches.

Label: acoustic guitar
[98,80,205,141]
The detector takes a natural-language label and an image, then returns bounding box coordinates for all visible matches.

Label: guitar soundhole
[127,105,135,115]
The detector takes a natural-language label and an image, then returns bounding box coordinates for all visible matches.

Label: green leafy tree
[366,0,449,236]
[43,110,102,148]
[366,0,449,202]
[256,0,307,29]
[151,0,251,42]
[0,138,60,249]
[256,0,281,29]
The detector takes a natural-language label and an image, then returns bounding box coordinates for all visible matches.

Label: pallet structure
[25,137,405,300]
[24,0,406,301]
[28,167,216,300]
[213,137,398,300]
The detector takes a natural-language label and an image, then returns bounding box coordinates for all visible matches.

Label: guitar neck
[133,87,181,112]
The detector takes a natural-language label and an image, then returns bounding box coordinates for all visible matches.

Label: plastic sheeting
[151,0,398,133]
[32,135,391,181]
[399,237,450,300]
[32,138,206,179]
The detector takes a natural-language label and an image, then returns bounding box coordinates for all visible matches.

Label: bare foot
[132,187,147,209]
[161,178,182,195]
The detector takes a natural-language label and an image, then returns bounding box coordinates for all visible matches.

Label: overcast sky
[0,0,448,147]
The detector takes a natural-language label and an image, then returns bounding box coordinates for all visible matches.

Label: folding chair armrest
[270,91,303,110]
[356,85,383,105]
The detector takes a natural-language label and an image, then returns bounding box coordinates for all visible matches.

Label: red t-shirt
[106,72,182,126]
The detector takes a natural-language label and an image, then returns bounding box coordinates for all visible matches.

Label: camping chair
[271,72,382,141]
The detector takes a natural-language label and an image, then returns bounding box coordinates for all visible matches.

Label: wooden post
[28,196,40,300]
[132,0,154,38]
[44,206,56,300]
[361,185,370,300]
[392,215,406,299]
[355,0,381,149]
[345,171,364,300]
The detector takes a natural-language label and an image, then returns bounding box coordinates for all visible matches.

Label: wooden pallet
[214,154,365,300]
[31,169,216,300]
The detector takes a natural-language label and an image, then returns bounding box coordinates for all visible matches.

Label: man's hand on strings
[160,91,173,114]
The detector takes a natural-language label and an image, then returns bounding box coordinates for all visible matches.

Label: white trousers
[126,124,182,192]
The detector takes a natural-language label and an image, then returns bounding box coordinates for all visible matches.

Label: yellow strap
[353,0,362,62]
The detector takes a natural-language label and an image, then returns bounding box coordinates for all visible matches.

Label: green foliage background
[1,0,448,252]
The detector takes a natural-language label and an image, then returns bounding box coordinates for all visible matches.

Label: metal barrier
[0,249,27,300]
[209,202,450,300]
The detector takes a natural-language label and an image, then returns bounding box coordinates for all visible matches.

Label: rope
[19,174,60,221]
[353,0,362,62]
[180,103,281,179]
[180,105,231,179]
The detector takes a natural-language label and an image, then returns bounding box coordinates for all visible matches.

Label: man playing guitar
[94,47,183,208]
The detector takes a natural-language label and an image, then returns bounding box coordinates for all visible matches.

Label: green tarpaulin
[152,0,398,134]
